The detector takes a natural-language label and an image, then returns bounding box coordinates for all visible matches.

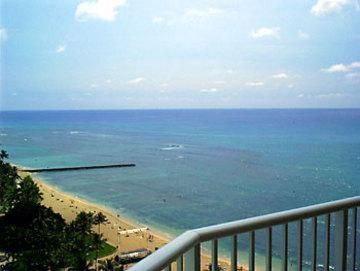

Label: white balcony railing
[128,196,359,271]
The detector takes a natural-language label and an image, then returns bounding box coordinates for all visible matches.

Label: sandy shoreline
[18,170,235,270]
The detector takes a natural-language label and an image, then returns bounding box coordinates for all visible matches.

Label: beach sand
[19,171,238,271]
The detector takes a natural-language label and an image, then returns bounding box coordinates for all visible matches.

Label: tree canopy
[0,150,108,270]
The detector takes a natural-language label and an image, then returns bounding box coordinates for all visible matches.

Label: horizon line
[1,107,360,112]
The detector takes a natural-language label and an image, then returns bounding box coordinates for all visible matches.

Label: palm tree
[67,212,95,270]
[93,212,107,271]
[72,211,94,234]
[17,176,43,207]
[94,212,107,235]
[0,150,8,159]
[0,150,20,214]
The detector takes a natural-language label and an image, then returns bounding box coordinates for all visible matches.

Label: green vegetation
[0,150,116,270]
[88,243,116,261]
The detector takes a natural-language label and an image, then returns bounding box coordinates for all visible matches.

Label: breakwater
[19,163,136,173]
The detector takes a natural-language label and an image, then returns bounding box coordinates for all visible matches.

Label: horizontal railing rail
[129,196,360,271]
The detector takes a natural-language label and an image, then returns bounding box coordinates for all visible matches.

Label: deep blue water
[1,109,359,267]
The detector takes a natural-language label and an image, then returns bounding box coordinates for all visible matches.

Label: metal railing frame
[129,196,360,271]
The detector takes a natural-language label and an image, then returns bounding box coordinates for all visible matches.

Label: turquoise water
[1,109,359,268]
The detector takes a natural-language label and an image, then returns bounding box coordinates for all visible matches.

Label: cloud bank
[127,77,146,85]
[322,61,360,73]
[75,0,127,22]
[311,0,350,16]
[272,73,289,79]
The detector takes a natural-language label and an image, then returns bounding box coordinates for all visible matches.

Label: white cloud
[0,28,7,42]
[245,81,264,87]
[200,88,219,93]
[182,7,224,22]
[322,64,349,73]
[288,84,294,88]
[297,93,305,98]
[55,44,66,53]
[251,27,280,39]
[272,73,289,79]
[75,0,127,22]
[311,0,350,16]
[349,61,360,68]
[322,61,360,73]
[90,83,99,88]
[127,77,145,85]
[152,16,164,24]
[298,30,310,40]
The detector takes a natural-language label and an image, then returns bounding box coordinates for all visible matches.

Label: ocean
[1,109,359,268]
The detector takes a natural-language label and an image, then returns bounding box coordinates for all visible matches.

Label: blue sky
[1,0,360,110]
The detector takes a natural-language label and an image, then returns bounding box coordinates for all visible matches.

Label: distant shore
[17,169,234,270]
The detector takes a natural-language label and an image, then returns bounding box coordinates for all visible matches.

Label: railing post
[249,231,255,271]
[297,220,303,271]
[352,208,357,271]
[231,235,237,271]
[334,210,348,271]
[324,214,330,271]
[185,244,200,271]
[211,239,218,271]
[282,224,288,271]
[311,217,317,271]
[266,227,272,271]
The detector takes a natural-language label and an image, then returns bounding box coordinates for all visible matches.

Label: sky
[1,0,360,110]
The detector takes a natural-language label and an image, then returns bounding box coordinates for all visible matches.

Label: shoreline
[23,171,170,249]
[34,173,172,241]
[17,169,234,270]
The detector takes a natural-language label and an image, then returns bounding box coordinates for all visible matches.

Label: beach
[20,171,234,270]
